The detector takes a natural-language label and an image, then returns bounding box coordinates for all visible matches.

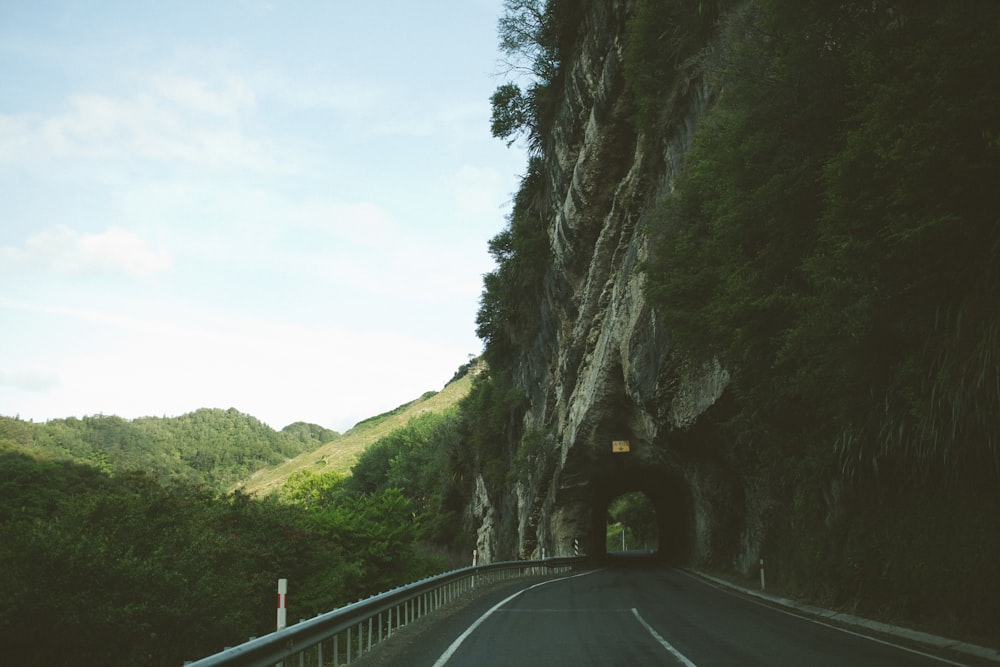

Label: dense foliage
[606,492,658,552]
[637,0,1000,635]
[0,422,440,666]
[642,0,1000,486]
[623,0,730,144]
[0,409,335,491]
[340,410,473,551]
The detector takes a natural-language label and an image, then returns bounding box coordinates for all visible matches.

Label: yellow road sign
[612,440,631,453]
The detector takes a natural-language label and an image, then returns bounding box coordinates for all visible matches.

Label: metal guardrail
[184,556,587,667]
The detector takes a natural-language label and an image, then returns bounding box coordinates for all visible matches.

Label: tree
[490,0,583,152]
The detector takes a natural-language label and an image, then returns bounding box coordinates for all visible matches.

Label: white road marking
[431,570,596,667]
[631,607,700,667]
[678,571,971,667]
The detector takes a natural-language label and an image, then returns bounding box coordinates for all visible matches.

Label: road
[376,564,980,667]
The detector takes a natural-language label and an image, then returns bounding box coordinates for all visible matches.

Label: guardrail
[184,556,587,667]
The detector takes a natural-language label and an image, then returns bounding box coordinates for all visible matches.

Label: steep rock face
[476,0,747,567]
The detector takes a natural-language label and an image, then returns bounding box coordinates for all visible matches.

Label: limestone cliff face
[473,0,753,568]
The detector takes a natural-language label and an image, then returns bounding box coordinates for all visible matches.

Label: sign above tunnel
[612,440,631,453]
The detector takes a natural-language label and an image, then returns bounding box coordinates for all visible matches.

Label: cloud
[0,369,61,392]
[259,71,385,116]
[294,200,400,247]
[39,91,272,168]
[0,302,466,430]
[0,226,172,277]
[151,73,256,118]
[0,115,31,160]
[0,71,274,171]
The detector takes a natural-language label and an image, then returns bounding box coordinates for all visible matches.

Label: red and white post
[276,578,288,631]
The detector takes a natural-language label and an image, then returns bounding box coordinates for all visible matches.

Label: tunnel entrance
[587,461,694,566]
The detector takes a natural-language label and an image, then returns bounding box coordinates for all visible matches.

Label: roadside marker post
[759,559,766,590]
[277,579,288,631]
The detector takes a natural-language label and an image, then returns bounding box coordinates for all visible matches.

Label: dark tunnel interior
[587,459,694,566]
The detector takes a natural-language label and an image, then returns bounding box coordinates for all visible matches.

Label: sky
[0,0,528,431]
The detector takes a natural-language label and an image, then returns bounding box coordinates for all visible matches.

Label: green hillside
[0,409,335,492]
[237,372,474,496]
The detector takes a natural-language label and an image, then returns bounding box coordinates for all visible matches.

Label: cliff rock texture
[477,0,742,568]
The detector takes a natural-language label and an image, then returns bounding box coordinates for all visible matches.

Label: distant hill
[0,365,478,497]
[0,408,336,492]
[236,372,475,496]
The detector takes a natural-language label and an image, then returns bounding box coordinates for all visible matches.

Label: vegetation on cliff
[490,0,584,153]
[638,0,1000,638]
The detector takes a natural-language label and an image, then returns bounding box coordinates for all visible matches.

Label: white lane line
[631,608,699,667]
[678,571,971,667]
[431,570,596,667]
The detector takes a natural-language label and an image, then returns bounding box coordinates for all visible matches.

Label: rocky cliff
[472,0,746,569]
[468,0,1000,644]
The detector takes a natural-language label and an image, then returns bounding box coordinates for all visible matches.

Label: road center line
[631,608,699,667]
[431,570,596,667]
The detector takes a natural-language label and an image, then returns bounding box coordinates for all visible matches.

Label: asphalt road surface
[376,565,981,667]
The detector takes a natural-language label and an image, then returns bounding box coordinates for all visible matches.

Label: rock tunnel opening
[587,462,694,566]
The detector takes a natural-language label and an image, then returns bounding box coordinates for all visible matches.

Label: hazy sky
[0,1,527,431]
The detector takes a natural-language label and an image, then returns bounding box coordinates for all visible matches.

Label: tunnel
[585,456,694,566]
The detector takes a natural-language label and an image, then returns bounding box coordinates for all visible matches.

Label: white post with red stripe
[277,578,288,631]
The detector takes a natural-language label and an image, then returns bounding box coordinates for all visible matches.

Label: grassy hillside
[237,373,474,496]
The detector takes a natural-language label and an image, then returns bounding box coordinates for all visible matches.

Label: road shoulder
[686,569,1000,666]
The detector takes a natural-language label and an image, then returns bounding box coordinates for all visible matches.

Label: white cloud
[54,92,262,166]
[151,74,255,118]
[0,369,61,392]
[0,115,32,160]
[293,199,400,247]
[0,302,465,430]
[1,73,275,171]
[258,70,385,116]
[0,226,171,277]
